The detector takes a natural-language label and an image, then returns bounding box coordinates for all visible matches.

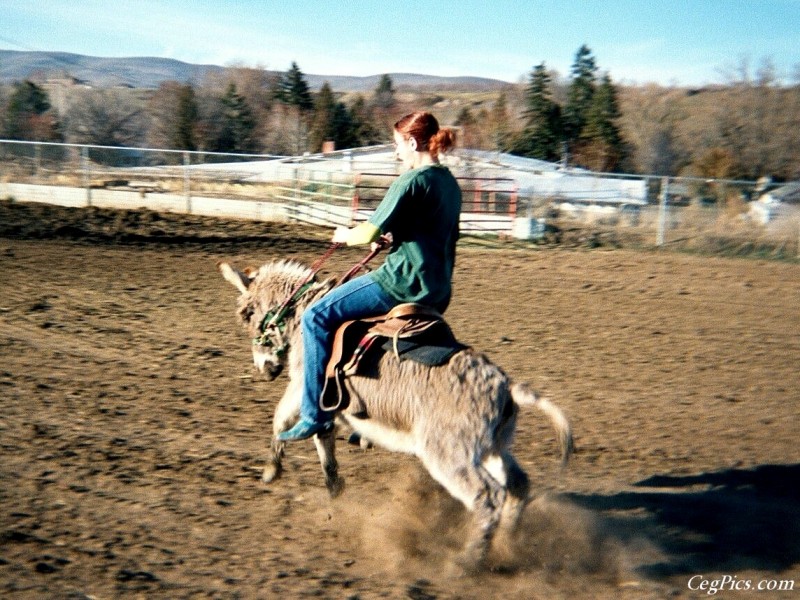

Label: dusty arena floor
[1,202,798,599]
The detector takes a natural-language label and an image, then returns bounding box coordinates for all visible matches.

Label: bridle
[253,236,390,352]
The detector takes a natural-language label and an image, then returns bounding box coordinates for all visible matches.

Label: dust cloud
[326,463,659,589]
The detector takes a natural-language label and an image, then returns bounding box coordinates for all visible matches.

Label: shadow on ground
[567,463,800,578]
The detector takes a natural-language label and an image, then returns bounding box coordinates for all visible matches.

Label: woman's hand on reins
[332,226,351,244]
[371,233,392,252]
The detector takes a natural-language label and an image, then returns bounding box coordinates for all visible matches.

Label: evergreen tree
[276,62,314,111]
[217,83,257,152]
[455,106,478,149]
[309,82,359,152]
[488,92,512,152]
[272,62,314,154]
[309,82,337,151]
[348,95,382,146]
[514,63,563,161]
[455,107,476,127]
[146,81,198,158]
[373,74,396,111]
[581,73,625,170]
[5,80,59,141]
[331,101,357,149]
[371,74,398,138]
[174,84,199,151]
[564,45,598,145]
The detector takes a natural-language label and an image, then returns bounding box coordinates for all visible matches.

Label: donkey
[219,259,573,568]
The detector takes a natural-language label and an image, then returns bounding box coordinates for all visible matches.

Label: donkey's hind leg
[497,452,531,547]
[460,466,506,571]
[424,457,506,571]
[483,452,530,534]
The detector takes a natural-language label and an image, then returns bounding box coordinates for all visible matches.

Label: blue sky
[2,0,799,85]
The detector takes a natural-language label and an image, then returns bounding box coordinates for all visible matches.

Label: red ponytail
[394,111,456,158]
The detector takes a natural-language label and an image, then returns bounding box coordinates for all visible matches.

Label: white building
[750,181,800,225]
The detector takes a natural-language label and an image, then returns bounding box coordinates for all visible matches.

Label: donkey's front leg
[314,427,344,497]
[263,380,302,484]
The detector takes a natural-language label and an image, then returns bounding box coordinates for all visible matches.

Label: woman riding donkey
[278,111,461,441]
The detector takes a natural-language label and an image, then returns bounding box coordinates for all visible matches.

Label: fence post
[81,145,91,207]
[797,219,800,260]
[657,176,669,246]
[351,173,361,226]
[183,151,191,213]
[510,184,518,218]
[35,143,42,182]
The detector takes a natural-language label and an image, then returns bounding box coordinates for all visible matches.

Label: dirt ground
[1,201,798,599]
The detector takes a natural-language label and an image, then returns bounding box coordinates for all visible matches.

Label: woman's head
[393,111,456,167]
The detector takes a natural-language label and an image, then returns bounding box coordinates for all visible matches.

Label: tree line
[451,47,800,181]
[1,47,799,180]
[0,61,397,157]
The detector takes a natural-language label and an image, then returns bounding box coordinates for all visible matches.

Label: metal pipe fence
[352,172,518,234]
[1,139,798,258]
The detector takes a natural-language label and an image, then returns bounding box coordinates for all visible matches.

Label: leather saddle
[319,303,467,411]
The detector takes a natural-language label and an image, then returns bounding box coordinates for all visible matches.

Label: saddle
[319,303,467,411]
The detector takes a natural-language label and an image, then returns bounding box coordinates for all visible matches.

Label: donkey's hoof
[452,550,486,576]
[347,432,373,450]
[262,462,281,484]
[445,556,480,579]
[327,476,345,498]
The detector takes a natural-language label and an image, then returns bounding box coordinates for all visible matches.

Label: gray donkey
[220,259,573,568]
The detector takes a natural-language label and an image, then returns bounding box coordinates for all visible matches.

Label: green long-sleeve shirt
[367,164,461,312]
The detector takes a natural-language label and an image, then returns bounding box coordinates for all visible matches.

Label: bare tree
[63,88,146,147]
[0,84,8,135]
[618,84,686,175]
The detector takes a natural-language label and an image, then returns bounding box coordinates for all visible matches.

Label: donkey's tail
[511,382,574,467]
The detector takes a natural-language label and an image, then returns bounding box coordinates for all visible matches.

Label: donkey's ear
[218,261,252,294]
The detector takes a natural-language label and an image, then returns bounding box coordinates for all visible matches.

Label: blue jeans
[300,275,396,423]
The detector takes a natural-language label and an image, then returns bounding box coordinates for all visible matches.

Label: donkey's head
[219,260,324,379]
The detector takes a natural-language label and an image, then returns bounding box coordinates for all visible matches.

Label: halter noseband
[251,236,390,355]
[253,281,315,355]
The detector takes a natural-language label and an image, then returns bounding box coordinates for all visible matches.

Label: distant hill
[0,50,509,91]
[0,50,227,88]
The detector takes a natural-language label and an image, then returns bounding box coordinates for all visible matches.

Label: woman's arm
[332,222,381,246]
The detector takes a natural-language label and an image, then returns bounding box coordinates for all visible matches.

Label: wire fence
[1,139,798,259]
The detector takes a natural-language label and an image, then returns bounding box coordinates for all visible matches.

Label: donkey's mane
[254,259,313,283]
[249,259,324,306]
